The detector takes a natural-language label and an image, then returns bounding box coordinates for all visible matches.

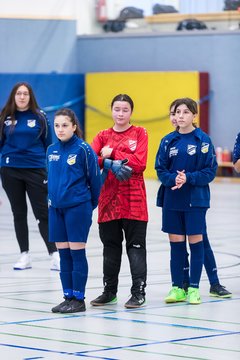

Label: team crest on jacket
[201,142,209,153]
[187,145,197,155]
[4,120,13,126]
[27,119,36,128]
[5,117,17,126]
[129,140,137,151]
[67,154,77,165]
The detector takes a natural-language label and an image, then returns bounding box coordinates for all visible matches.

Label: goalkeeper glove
[103,159,132,181]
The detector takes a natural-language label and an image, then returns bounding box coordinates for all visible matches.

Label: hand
[171,170,186,190]
[100,145,113,159]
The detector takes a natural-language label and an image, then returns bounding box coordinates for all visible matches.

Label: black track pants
[99,219,147,295]
[1,167,56,254]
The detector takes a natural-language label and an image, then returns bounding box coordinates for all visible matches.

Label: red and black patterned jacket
[91,125,148,223]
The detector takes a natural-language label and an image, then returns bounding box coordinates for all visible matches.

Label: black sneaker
[51,298,72,313]
[60,299,86,313]
[90,291,117,306]
[125,293,146,308]
[210,284,232,298]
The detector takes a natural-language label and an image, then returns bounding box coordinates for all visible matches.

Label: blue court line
[1,311,238,334]
[174,341,240,354]
[89,315,236,334]
[87,296,240,315]
[0,314,86,326]
[18,321,240,343]
[2,318,237,354]
[1,296,239,323]
[19,322,169,343]
[0,314,73,326]
[23,324,240,355]
[0,329,122,353]
[1,296,240,330]
[131,310,240,326]
[75,331,240,355]
[1,331,239,359]
[0,343,116,360]
[110,296,239,310]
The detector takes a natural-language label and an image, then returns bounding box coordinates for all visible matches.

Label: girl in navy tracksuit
[155,98,217,304]
[233,132,240,173]
[48,108,101,314]
[169,101,232,298]
[0,82,58,271]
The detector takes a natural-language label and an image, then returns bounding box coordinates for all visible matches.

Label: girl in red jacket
[90,94,148,308]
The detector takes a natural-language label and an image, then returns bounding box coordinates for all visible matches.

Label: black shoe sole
[90,302,105,306]
[209,293,232,298]
[52,308,61,313]
[125,301,146,309]
[60,306,86,313]
[90,301,117,306]
[90,297,117,306]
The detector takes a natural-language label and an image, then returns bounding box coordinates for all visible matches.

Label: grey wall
[179,0,224,13]
[76,31,240,150]
[0,17,239,150]
[0,19,78,73]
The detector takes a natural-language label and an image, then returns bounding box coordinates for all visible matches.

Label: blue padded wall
[0,73,85,140]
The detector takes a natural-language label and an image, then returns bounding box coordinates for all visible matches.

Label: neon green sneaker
[188,287,201,305]
[165,286,187,303]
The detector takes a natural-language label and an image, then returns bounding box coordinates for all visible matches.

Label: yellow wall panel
[85,72,200,178]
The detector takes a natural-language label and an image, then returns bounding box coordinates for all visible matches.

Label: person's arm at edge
[233,132,240,173]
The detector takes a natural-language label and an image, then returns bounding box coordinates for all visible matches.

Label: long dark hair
[0,82,46,139]
[54,108,83,138]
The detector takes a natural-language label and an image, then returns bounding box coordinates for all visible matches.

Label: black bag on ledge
[153,4,178,14]
[118,7,144,21]
[103,20,126,32]
[176,18,208,31]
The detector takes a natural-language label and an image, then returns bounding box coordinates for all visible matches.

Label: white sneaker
[50,251,60,271]
[13,252,32,270]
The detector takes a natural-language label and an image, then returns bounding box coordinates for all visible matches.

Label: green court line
[0,305,52,314]
[1,309,235,334]
[0,297,59,305]
[21,323,240,357]
[1,329,238,360]
[174,341,240,353]
[120,348,211,360]
[0,331,113,349]
[132,311,240,326]
[21,322,158,342]
[90,315,231,333]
